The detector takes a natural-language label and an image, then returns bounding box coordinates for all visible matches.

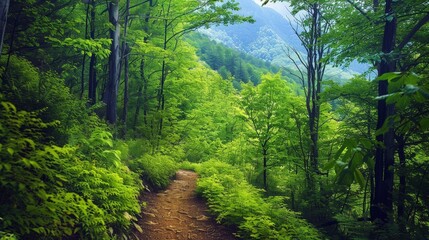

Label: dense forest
[0,0,428,239]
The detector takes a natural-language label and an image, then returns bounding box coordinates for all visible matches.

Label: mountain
[199,0,302,62]
[199,0,367,82]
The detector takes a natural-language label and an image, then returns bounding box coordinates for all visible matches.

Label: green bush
[195,160,321,240]
[126,138,152,159]
[1,55,90,145]
[0,101,101,238]
[130,154,178,190]
[0,100,142,239]
[179,160,199,171]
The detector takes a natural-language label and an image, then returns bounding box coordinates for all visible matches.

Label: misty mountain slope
[200,0,301,61]
[199,0,367,82]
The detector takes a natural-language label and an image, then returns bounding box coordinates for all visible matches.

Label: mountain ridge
[199,0,367,80]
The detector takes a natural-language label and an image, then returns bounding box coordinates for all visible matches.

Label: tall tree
[323,0,429,234]
[88,0,97,105]
[241,73,290,190]
[372,0,397,223]
[0,0,9,57]
[120,0,131,137]
[104,0,120,124]
[264,0,331,186]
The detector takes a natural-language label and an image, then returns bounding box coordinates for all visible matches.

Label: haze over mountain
[199,0,367,81]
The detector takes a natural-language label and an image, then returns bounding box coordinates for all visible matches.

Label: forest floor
[134,170,237,240]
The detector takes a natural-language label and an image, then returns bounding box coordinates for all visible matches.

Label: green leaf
[1,101,17,112]
[23,138,36,150]
[45,146,59,159]
[7,147,14,156]
[323,159,337,170]
[354,169,365,188]
[29,160,41,169]
[337,168,353,186]
[64,227,73,236]
[420,118,429,130]
[376,72,401,81]
[334,143,347,160]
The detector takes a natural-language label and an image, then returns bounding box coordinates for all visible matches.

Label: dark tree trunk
[133,84,143,131]
[305,3,326,188]
[105,1,120,124]
[121,44,129,135]
[143,69,149,125]
[80,2,90,99]
[396,135,406,233]
[157,12,169,138]
[88,0,97,105]
[120,0,131,137]
[371,0,397,223]
[0,0,9,58]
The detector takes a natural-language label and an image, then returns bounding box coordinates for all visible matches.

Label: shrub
[0,101,102,238]
[0,100,142,239]
[195,160,321,240]
[130,154,178,190]
[179,160,199,171]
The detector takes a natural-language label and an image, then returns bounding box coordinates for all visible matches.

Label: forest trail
[134,170,237,240]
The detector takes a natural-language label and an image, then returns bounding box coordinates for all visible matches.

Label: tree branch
[397,12,429,51]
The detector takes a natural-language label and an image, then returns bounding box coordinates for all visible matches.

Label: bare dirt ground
[134,170,237,240]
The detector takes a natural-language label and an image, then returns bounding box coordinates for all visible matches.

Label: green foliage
[0,232,17,240]
[188,33,287,87]
[47,37,111,59]
[0,99,142,239]
[130,154,178,190]
[0,100,96,238]
[1,55,92,145]
[62,159,141,238]
[325,137,373,187]
[195,160,321,240]
[334,213,375,239]
[178,161,199,171]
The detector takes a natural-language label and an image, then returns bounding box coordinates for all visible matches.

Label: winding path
[134,170,237,240]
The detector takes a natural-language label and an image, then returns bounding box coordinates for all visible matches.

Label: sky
[251,0,297,22]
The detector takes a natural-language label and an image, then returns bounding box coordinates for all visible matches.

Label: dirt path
[134,170,237,240]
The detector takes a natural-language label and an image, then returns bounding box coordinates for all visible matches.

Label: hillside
[186,33,305,89]
[199,0,366,82]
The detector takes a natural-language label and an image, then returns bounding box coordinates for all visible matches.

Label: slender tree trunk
[156,0,172,140]
[143,70,149,125]
[371,0,397,223]
[142,0,153,127]
[122,44,129,135]
[2,8,19,86]
[0,0,9,58]
[305,3,325,188]
[396,135,406,234]
[80,2,90,99]
[121,0,131,137]
[88,0,97,105]
[133,80,143,131]
[157,15,169,138]
[263,147,268,191]
[80,54,86,99]
[105,1,120,124]
[157,59,166,140]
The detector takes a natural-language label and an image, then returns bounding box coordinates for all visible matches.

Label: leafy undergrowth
[192,160,321,240]
[129,153,178,191]
[0,100,143,239]
[0,98,181,239]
